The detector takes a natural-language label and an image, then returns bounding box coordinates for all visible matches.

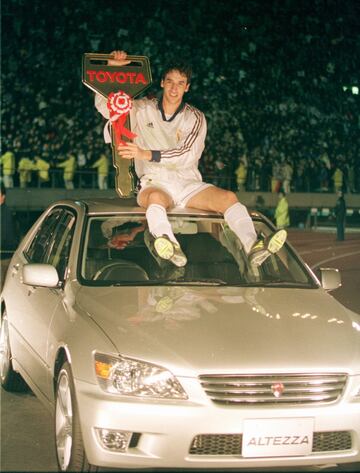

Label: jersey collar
[158,96,185,122]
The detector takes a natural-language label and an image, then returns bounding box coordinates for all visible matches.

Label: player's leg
[138,187,187,267]
[186,186,287,266]
[186,186,257,253]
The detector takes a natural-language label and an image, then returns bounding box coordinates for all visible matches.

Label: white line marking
[311,250,360,269]
[297,242,360,256]
[299,246,334,256]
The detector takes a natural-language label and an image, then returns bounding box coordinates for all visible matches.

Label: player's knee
[207,189,238,213]
[147,189,171,208]
[219,190,238,212]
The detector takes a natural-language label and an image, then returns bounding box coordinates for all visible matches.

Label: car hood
[76,285,360,375]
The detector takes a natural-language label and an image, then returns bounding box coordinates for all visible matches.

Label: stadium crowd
[1,0,359,193]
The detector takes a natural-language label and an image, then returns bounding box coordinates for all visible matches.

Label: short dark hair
[161,61,192,84]
[0,182,6,196]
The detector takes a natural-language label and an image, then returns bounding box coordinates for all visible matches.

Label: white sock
[224,202,257,254]
[146,204,178,244]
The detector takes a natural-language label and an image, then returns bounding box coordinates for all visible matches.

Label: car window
[25,209,64,264]
[47,211,75,279]
[80,215,315,288]
[25,208,75,280]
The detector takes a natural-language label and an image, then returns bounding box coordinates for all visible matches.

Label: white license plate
[242,418,314,458]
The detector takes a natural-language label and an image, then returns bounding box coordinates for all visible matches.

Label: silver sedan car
[1,198,360,471]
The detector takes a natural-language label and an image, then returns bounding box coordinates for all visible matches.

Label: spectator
[345,160,356,194]
[0,150,16,188]
[76,147,88,188]
[235,159,247,192]
[274,190,290,229]
[57,153,76,190]
[271,161,282,193]
[18,155,33,188]
[282,160,293,194]
[33,156,50,187]
[332,165,344,193]
[319,162,330,192]
[91,153,109,190]
[213,158,227,188]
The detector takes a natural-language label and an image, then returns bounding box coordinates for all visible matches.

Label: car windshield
[79,215,315,288]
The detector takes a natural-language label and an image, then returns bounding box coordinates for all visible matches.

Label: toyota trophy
[82,53,152,197]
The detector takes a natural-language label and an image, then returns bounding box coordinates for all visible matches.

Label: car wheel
[0,310,28,392]
[55,361,98,472]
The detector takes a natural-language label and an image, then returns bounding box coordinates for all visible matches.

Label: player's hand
[118,143,151,161]
[108,50,131,66]
[108,223,146,250]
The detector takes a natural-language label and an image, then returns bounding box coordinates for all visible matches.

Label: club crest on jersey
[176,129,183,142]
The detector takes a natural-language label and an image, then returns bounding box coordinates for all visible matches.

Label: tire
[0,310,28,392]
[55,361,98,472]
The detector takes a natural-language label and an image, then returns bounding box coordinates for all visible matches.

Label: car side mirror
[319,267,341,291]
[22,264,60,288]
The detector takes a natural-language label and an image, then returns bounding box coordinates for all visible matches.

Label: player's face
[161,70,190,106]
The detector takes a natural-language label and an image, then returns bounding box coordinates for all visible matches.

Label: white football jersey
[95,94,207,183]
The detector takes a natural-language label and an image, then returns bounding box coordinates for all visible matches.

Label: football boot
[248,229,287,267]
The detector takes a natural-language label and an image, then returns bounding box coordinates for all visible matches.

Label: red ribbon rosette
[107,91,137,147]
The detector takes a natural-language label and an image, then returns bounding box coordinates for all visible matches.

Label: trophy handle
[112,115,136,197]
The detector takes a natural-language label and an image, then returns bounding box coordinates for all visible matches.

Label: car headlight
[94,353,188,400]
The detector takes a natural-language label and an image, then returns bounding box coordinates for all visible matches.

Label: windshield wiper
[109,278,228,286]
[166,278,227,286]
[259,280,312,287]
[110,280,164,286]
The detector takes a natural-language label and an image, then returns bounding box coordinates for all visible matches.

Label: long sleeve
[95,93,110,119]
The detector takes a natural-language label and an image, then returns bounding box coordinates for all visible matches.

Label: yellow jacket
[57,155,76,180]
[92,154,109,175]
[0,151,15,175]
[18,157,33,183]
[332,168,343,188]
[33,158,50,181]
[275,197,290,228]
[235,163,247,185]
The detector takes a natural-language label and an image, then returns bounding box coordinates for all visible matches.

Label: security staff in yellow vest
[18,156,33,188]
[91,153,109,190]
[0,151,15,188]
[275,190,290,229]
[33,156,50,186]
[57,153,76,189]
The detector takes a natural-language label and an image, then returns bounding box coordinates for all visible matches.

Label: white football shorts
[137,176,213,208]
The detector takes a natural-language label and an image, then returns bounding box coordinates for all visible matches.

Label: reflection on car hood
[76,286,360,375]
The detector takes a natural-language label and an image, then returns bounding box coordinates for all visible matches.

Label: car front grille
[199,373,347,405]
[189,431,352,455]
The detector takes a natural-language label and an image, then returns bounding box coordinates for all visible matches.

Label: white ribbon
[103,114,121,144]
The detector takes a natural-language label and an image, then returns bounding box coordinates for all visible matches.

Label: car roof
[52,198,263,220]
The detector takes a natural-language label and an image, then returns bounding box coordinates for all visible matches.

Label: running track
[288,229,360,314]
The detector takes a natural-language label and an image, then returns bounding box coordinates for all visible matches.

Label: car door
[9,208,75,400]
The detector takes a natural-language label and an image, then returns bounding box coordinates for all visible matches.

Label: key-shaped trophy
[82,53,152,197]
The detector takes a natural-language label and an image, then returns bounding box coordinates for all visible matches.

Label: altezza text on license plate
[242,418,314,458]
